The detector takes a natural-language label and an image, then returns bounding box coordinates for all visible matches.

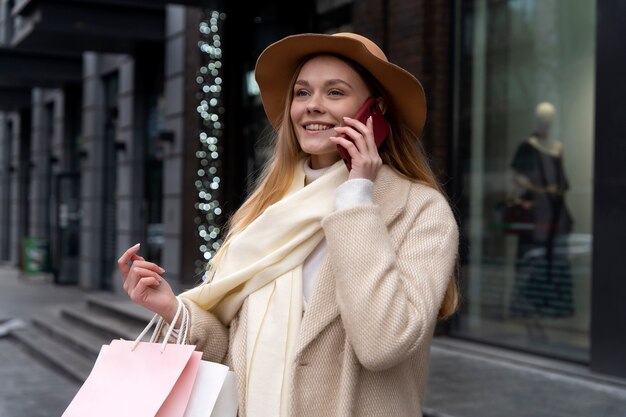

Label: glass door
[56,173,80,284]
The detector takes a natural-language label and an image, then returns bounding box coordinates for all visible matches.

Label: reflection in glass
[452,0,595,362]
[508,103,575,333]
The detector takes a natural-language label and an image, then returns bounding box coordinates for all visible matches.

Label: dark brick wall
[352,0,386,47]
[353,0,452,183]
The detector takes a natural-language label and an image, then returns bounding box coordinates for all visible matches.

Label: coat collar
[295,165,411,357]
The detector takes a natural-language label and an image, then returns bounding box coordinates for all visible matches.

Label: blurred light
[194,9,226,275]
[246,70,260,96]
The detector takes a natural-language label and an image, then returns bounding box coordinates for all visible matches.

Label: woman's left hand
[330,115,383,181]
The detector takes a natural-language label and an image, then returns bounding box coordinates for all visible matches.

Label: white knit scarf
[180,158,347,417]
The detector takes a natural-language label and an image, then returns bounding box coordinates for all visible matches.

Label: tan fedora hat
[255,32,427,138]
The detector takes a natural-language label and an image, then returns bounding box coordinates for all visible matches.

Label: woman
[118,32,459,417]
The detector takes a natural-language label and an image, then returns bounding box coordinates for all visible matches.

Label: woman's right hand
[117,243,179,324]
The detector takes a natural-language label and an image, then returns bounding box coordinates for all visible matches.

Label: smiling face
[290,55,372,169]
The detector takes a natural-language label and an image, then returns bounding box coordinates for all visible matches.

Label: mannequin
[513,102,562,195]
[530,102,560,153]
[508,102,574,336]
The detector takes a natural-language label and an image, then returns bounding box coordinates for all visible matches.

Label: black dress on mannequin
[509,137,575,319]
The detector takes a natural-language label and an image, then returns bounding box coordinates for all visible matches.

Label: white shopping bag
[210,372,238,417]
[185,358,238,417]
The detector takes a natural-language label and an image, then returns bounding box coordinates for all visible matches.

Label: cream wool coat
[182,165,459,417]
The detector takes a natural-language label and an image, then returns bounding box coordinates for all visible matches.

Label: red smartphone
[336,97,390,170]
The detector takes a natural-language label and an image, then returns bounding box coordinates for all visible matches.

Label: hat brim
[255,33,427,138]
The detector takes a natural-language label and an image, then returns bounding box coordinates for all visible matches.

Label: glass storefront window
[452,0,596,362]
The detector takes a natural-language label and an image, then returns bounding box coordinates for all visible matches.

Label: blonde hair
[207,55,459,320]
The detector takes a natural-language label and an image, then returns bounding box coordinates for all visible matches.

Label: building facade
[0,0,624,381]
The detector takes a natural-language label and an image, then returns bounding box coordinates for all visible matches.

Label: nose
[306,94,323,113]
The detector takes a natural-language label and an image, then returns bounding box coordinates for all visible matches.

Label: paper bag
[63,339,200,417]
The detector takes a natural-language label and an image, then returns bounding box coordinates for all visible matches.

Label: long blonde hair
[207,55,459,320]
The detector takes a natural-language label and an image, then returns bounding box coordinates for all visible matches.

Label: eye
[294,89,310,97]
[328,89,344,96]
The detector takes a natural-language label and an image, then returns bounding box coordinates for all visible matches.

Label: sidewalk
[0,266,109,417]
[0,265,107,322]
[424,338,626,417]
[2,265,626,417]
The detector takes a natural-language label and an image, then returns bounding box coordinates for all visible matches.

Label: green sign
[23,238,50,273]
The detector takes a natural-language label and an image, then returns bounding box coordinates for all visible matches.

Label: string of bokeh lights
[194,10,226,274]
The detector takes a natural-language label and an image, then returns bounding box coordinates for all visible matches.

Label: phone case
[336,97,390,170]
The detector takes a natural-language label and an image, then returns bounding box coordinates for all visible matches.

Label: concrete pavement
[424,339,626,417]
[0,338,80,417]
[1,264,626,417]
[0,266,111,417]
[0,266,101,321]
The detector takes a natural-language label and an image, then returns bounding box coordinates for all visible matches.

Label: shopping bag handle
[131,297,190,353]
[147,297,190,346]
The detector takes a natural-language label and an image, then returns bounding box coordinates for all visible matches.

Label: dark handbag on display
[495,198,535,236]
[495,142,547,237]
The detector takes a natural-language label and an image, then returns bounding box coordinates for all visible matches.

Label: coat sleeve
[180,298,230,363]
[321,186,458,371]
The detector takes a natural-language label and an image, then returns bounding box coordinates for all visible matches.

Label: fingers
[130,266,164,281]
[117,245,174,315]
[117,242,161,286]
[330,134,360,161]
[129,277,161,304]
[132,260,165,274]
[123,261,165,295]
[331,116,382,180]
[333,116,373,154]
[117,243,141,279]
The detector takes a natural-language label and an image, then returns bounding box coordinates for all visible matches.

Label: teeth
[305,124,332,131]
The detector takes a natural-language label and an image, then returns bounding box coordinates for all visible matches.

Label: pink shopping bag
[63,339,201,417]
